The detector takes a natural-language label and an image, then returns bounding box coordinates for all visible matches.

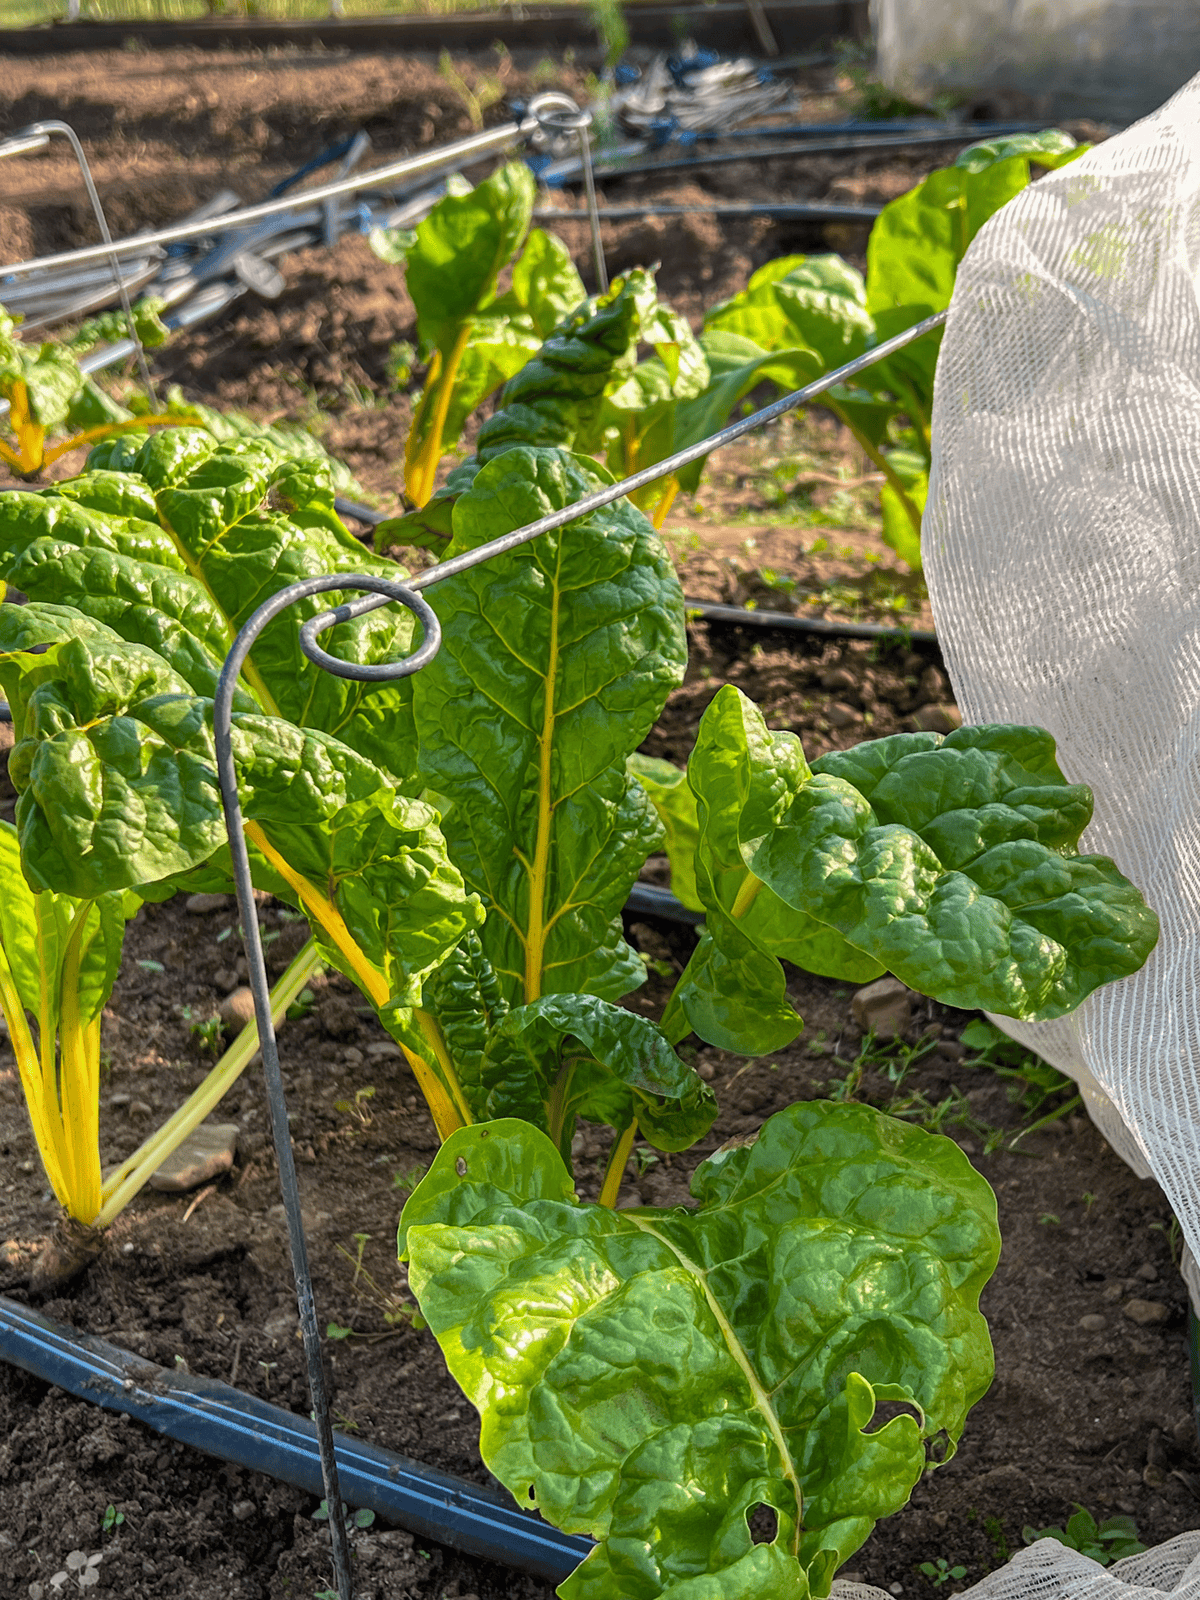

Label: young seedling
[919,1557,967,1588]
[1024,1506,1146,1566]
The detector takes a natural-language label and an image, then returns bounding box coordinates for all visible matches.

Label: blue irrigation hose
[0,1292,592,1585]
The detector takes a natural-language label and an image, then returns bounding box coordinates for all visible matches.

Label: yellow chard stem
[523,558,561,1004]
[407,324,472,509]
[730,872,764,920]
[96,938,323,1227]
[598,1120,638,1209]
[57,904,102,1223]
[651,478,679,530]
[0,947,69,1208]
[243,821,466,1141]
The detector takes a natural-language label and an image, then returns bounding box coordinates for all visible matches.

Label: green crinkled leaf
[234,716,481,1005]
[704,256,872,370]
[0,433,420,783]
[0,607,476,995]
[406,162,536,354]
[667,688,882,1054]
[866,131,1083,316]
[479,992,716,1161]
[412,445,686,1008]
[627,753,701,912]
[750,723,1159,1019]
[400,1103,999,1600]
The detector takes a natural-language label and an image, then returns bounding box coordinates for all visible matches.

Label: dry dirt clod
[185,892,232,915]
[1123,1297,1170,1326]
[851,976,914,1039]
[219,986,257,1032]
[1079,1313,1107,1332]
[911,704,963,734]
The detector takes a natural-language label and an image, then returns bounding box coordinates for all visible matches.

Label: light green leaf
[0,433,420,783]
[667,689,883,1053]
[412,445,687,1008]
[627,754,701,912]
[704,256,871,370]
[750,724,1159,1019]
[401,1103,999,1600]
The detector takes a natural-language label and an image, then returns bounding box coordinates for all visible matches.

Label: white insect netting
[833,1533,1200,1600]
[889,66,1200,1597]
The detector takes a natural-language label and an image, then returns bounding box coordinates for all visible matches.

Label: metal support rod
[0,116,541,280]
[347,310,950,612]
[9,121,160,409]
[212,576,441,1600]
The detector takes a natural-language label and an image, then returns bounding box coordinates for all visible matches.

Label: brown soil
[0,38,1175,1600]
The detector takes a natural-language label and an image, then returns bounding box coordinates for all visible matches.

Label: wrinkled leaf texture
[411,445,687,1007]
[400,1105,999,1600]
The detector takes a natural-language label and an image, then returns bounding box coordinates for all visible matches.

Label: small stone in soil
[232,1500,256,1521]
[851,975,913,1039]
[367,1039,402,1058]
[343,1046,365,1066]
[827,701,861,728]
[1123,1297,1169,1325]
[912,703,963,733]
[148,1120,240,1192]
[128,1099,153,1119]
[186,892,232,915]
[219,987,257,1031]
[1136,1261,1159,1281]
[1079,1313,1107,1331]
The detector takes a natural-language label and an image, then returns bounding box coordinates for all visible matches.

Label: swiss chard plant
[0,304,179,479]
[369,162,589,508]
[702,131,1086,568]
[0,429,1159,1600]
[0,817,321,1225]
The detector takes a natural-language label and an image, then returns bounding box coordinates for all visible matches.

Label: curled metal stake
[531,94,608,294]
[9,121,160,410]
[214,574,439,1600]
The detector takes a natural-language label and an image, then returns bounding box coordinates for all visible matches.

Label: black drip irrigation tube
[0,1293,590,1585]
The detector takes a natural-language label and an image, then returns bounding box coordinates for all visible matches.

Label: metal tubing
[0,118,537,280]
[0,1293,592,1585]
[534,201,882,223]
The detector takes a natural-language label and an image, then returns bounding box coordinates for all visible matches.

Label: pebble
[1143,1463,1170,1489]
[1136,1261,1159,1282]
[912,703,963,734]
[696,1058,716,1081]
[1079,1313,1107,1332]
[128,1100,153,1119]
[820,667,857,693]
[366,1039,402,1059]
[219,987,257,1032]
[827,701,862,729]
[851,975,913,1040]
[1123,1297,1169,1326]
[232,1500,256,1522]
[342,1046,365,1066]
[147,1121,240,1193]
[186,892,232,915]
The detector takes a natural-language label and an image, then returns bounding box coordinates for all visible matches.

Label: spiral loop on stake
[213,572,442,1600]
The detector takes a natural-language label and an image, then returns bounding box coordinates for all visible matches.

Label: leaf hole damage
[455,1156,467,1176]
[748,1504,778,1546]
[862,1398,923,1435]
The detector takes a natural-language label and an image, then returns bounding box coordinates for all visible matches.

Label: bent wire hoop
[213,574,438,1600]
[210,305,947,1599]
